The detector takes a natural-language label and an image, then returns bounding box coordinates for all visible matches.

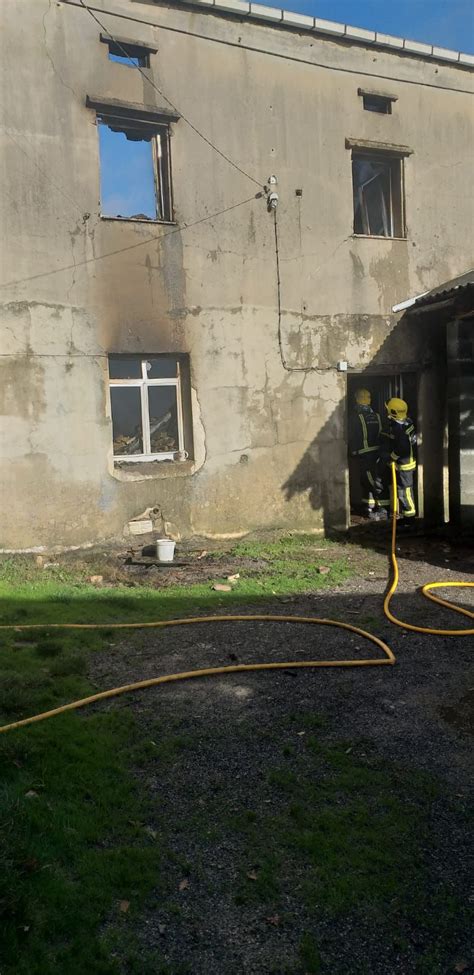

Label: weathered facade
[1,0,473,550]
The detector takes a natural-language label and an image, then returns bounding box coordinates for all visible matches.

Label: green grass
[0,541,468,974]
[0,707,164,974]
[0,538,352,973]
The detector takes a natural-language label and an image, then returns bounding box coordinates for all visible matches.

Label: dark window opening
[109,355,191,462]
[106,40,150,67]
[98,116,173,222]
[352,152,405,238]
[362,93,392,114]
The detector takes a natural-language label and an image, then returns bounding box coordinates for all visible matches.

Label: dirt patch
[87,554,473,975]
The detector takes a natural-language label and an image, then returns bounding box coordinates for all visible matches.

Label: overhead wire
[64,1,474,97]
[0,192,262,290]
[76,0,264,190]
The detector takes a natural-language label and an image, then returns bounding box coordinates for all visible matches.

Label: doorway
[347,372,418,516]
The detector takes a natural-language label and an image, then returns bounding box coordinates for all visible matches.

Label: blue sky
[260,0,474,52]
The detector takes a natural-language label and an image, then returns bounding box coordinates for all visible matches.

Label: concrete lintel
[345,136,414,156]
[357,87,398,102]
[86,95,180,124]
[99,32,158,53]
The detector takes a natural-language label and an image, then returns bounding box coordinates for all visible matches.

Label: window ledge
[352,234,408,241]
[100,215,177,226]
[111,460,195,482]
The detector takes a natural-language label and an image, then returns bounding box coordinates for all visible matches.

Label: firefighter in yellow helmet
[379,397,417,525]
[349,388,387,519]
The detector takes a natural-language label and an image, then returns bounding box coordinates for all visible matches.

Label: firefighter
[379,397,417,525]
[349,388,387,519]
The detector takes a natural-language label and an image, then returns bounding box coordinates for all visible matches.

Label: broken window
[109,355,189,462]
[352,152,405,238]
[100,34,156,67]
[107,41,150,67]
[98,115,173,222]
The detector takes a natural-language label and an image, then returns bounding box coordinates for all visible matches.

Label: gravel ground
[88,549,473,975]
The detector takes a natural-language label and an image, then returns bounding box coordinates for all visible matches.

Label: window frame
[97,113,174,223]
[100,33,157,69]
[351,150,406,239]
[357,89,397,115]
[109,357,185,463]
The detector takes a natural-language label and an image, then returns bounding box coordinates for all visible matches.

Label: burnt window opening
[109,355,191,462]
[108,42,149,67]
[98,115,173,222]
[100,34,155,68]
[352,152,405,238]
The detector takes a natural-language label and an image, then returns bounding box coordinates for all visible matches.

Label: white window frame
[109,357,185,462]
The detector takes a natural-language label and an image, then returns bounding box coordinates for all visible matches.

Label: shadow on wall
[281,311,450,535]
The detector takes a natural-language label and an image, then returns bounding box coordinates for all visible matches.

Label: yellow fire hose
[0,465,472,734]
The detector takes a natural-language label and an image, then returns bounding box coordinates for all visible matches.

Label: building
[1,0,473,550]
[393,270,474,528]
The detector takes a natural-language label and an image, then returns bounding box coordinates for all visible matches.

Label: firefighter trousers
[382,466,416,518]
[358,458,389,515]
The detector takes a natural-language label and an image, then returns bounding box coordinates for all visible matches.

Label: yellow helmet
[386,397,408,420]
[355,388,371,407]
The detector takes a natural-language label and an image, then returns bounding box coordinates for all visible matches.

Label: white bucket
[156,538,176,562]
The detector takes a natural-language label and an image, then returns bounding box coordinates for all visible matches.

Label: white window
[109,356,188,462]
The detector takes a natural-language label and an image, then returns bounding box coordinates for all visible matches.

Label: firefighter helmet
[386,397,408,420]
[354,388,371,407]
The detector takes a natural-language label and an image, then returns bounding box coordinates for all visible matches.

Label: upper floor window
[352,151,405,238]
[98,116,173,221]
[358,88,397,115]
[109,355,190,462]
[86,98,179,223]
[100,33,156,68]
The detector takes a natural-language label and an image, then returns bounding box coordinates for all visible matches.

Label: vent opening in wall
[358,89,397,114]
[100,33,157,68]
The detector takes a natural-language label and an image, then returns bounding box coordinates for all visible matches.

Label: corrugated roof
[393,269,474,313]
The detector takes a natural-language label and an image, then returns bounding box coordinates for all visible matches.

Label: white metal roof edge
[175,0,474,67]
[392,293,429,313]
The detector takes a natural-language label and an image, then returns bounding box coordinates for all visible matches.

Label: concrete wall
[1,0,473,549]
[447,316,474,526]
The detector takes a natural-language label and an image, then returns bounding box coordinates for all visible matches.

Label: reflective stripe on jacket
[384,418,417,471]
[349,408,382,457]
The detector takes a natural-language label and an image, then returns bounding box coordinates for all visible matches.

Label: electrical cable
[0,192,261,291]
[63,1,474,97]
[77,0,264,190]
[0,465,471,735]
[2,123,87,220]
[272,209,349,373]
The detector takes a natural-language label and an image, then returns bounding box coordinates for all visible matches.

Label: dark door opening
[347,373,418,517]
